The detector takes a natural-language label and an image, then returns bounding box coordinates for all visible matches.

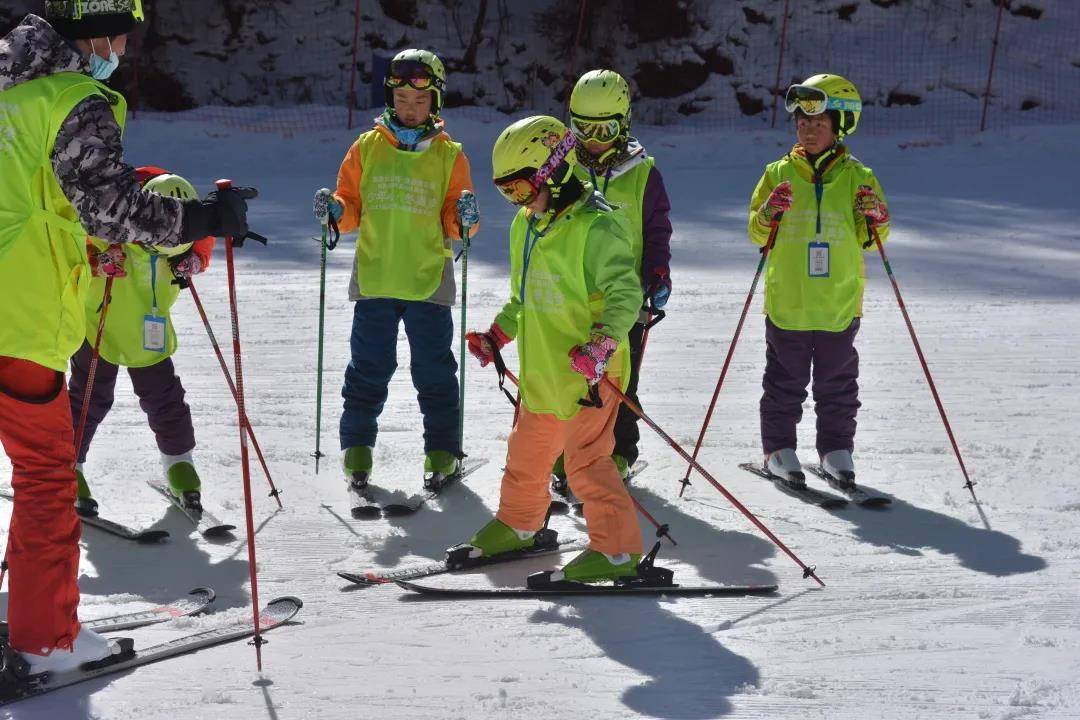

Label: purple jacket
[640,164,672,290]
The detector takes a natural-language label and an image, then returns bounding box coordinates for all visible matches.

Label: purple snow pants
[760,316,861,456]
[68,342,196,463]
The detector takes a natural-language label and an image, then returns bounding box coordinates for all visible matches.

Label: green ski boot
[343,446,373,491]
[424,450,461,490]
[552,549,641,583]
[167,461,203,512]
[612,454,630,481]
[445,519,538,568]
[74,467,97,517]
[550,454,568,497]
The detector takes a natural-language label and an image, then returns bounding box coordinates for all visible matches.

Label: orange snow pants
[496,376,642,555]
[0,356,82,654]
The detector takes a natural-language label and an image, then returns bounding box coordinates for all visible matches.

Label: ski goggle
[494,173,539,207]
[386,60,441,91]
[570,115,622,145]
[785,84,861,116]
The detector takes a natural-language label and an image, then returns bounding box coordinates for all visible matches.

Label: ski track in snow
[1,115,1078,719]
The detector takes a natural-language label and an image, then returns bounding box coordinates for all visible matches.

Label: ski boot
[766,448,805,488]
[549,455,568,498]
[343,446,373,493]
[612,453,631,483]
[19,626,127,675]
[820,449,856,491]
[549,549,642,584]
[164,455,203,514]
[74,466,98,517]
[423,450,461,491]
[445,519,555,570]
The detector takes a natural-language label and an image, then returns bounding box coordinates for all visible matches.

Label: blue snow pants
[340,299,460,455]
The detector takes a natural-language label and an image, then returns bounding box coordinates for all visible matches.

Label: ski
[395,579,779,598]
[570,461,649,516]
[338,535,589,586]
[804,464,892,508]
[146,481,236,537]
[0,596,301,706]
[739,462,849,509]
[350,458,489,519]
[0,488,169,544]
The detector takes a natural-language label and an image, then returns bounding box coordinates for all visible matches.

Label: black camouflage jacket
[0,14,185,247]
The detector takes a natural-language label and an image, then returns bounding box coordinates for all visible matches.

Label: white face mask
[89,38,120,81]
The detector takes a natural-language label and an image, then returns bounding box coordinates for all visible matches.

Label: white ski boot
[766,448,805,487]
[21,626,124,675]
[820,449,856,489]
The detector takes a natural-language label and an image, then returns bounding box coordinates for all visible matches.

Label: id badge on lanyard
[808,241,830,278]
[143,257,167,352]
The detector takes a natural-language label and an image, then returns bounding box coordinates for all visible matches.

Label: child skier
[457,116,644,583]
[69,169,215,516]
[565,68,672,480]
[312,49,477,494]
[748,73,890,487]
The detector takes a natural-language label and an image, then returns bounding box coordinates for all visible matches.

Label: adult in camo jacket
[0,7,257,670]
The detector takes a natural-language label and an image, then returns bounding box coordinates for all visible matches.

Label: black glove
[182,186,258,243]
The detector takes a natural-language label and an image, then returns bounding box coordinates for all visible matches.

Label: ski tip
[380,503,420,517]
[261,596,304,624]
[201,525,237,538]
[190,587,217,604]
[337,572,383,586]
[135,530,171,544]
[350,506,382,520]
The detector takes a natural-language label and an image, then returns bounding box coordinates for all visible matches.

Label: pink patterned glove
[88,244,127,278]
[758,180,792,225]
[856,185,889,226]
[169,251,205,280]
[568,333,618,385]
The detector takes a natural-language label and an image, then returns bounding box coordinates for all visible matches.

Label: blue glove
[647,267,671,310]
[456,190,479,236]
[313,188,343,224]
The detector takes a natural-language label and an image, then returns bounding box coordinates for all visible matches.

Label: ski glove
[456,190,480,236]
[757,180,793,226]
[855,185,889,226]
[181,186,259,243]
[88,244,126,278]
[466,324,512,368]
[646,267,671,310]
[313,188,344,224]
[568,332,618,386]
[169,250,205,280]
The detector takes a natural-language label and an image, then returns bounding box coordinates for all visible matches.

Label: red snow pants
[496,376,642,555]
[0,356,81,654]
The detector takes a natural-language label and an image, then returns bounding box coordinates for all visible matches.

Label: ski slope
[1,112,1078,719]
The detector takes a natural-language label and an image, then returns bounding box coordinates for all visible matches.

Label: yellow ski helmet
[569,69,632,146]
[785,73,862,137]
[491,116,577,206]
[384,48,446,115]
[142,173,198,257]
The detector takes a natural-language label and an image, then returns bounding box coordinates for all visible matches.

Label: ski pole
[495,365,677,547]
[868,221,978,502]
[72,273,117,470]
[217,178,269,670]
[600,376,823,586]
[187,279,281,508]
[678,214,783,497]
[312,214,340,474]
[456,190,476,454]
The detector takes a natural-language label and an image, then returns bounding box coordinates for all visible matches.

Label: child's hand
[466,324,511,367]
[456,190,479,234]
[855,185,889,226]
[89,244,127,278]
[759,181,793,225]
[568,333,618,386]
[313,188,343,224]
[169,250,204,280]
[646,267,671,310]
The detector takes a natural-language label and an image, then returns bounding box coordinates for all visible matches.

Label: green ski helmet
[785,73,862,138]
[384,48,447,116]
[569,69,632,151]
[142,173,198,257]
[45,0,145,39]
[491,116,577,206]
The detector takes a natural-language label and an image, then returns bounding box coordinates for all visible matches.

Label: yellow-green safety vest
[0,72,126,371]
[575,154,654,278]
[354,130,458,300]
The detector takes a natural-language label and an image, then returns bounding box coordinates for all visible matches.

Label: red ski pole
[187,279,281,507]
[217,178,267,669]
[72,273,117,468]
[678,215,782,497]
[869,222,978,502]
[601,376,823,586]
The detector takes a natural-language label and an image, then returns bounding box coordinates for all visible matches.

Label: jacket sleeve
[333,140,363,234]
[584,213,642,343]
[747,169,776,247]
[493,294,522,340]
[855,168,890,249]
[442,151,479,240]
[192,236,216,269]
[640,165,672,287]
[52,97,186,247]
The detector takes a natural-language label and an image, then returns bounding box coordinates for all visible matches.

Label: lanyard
[519,216,546,304]
[588,167,611,195]
[149,255,159,316]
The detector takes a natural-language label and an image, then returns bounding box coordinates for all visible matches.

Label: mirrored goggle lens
[387,74,435,91]
[495,177,538,205]
[388,60,435,89]
[571,117,621,143]
[785,85,829,115]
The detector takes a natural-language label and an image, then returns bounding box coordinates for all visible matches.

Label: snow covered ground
[2,110,1079,719]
